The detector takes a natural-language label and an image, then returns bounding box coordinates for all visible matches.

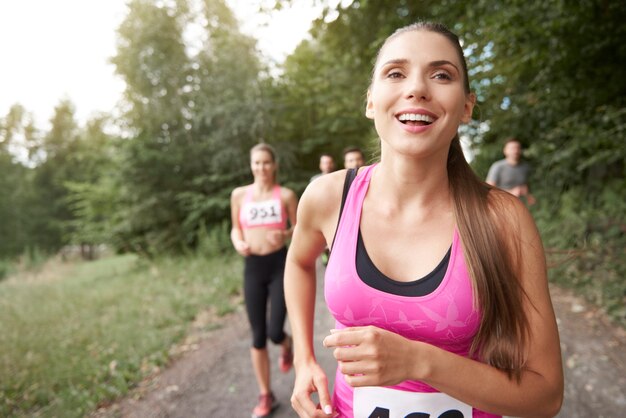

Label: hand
[234,240,251,256]
[323,326,416,387]
[291,360,335,417]
[266,229,285,246]
[508,186,523,197]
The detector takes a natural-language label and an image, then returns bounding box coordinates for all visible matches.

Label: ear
[365,89,375,119]
[461,92,476,123]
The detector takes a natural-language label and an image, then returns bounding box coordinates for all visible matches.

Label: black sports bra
[334,168,450,297]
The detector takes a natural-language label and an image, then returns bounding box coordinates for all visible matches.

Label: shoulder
[305,169,346,199]
[486,160,505,179]
[490,159,508,169]
[487,187,522,216]
[487,188,538,240]
[231,185,248,201]
[299,169,347,221]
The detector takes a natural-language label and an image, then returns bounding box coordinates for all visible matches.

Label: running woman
[284,22,563,418]
[231,143,298,418]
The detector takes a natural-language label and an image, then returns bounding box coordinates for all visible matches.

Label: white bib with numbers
[353,386,473,418]
[242,199,283,227]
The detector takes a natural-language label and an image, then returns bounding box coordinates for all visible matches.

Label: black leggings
[244,247,288,349]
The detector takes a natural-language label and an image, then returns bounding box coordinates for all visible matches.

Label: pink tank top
[324,165,498,418]
[238,185,287,230]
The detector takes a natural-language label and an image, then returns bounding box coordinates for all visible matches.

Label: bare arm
[518,183,537,205]
[285,173,344,417]
[283,187,299,239]
[230,187,251,256]
[324,192,563,417]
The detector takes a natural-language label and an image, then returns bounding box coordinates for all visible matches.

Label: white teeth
[398,113,434,123]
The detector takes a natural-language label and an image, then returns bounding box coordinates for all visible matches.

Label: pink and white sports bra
[324,164,498,418]
[238,185,287,230]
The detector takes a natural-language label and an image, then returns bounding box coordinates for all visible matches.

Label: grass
[0,252,242,417]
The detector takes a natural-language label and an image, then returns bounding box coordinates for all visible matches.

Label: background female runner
[230,143,298,418]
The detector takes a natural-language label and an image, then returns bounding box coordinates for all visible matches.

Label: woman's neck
[374,151,451,208]
[377,148,448,192]
[253,180,275,194]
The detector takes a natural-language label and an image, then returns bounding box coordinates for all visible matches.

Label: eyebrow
[379,58,460,73]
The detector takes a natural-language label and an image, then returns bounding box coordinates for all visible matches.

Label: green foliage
[534,181,626,326]
[110,0,273,254]
[0,106,40,258]
[0,260,14,281]
[0,253,242,417]
[65,178,118,247]
[1,0,623,322]
[450,1,626,323]
[26,100,82,253]
[62,116,122,249]
[194,221,232,256]
[0,153,32,257]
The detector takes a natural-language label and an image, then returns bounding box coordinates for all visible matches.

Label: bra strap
[330,168,357,253]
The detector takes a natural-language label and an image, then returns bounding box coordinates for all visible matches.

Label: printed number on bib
[244,200,282,227]
[353,387,472,418]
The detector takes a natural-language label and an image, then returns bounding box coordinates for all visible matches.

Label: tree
[111,0,267,253]
[64,116,121,258]
[28,100,82,252]
[0,105,37,257]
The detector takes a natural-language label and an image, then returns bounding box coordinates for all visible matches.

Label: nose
[405,75,429,101]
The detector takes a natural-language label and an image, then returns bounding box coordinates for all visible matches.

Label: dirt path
[93,265,626,418]
[550,284,626,417]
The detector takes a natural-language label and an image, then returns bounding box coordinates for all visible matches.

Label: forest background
[2,0,625,348]
[0,0,624,415]
[2,0,625,346]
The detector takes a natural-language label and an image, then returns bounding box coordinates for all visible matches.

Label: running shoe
[251,392,278,418]
[279,335,293,373]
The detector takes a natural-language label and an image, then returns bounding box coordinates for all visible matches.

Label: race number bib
[243,200,282,227]
[353,387,473,418]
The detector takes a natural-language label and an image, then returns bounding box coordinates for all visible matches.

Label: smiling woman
[284,21,563,418]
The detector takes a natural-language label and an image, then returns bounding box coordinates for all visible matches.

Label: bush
[534,181,626,327]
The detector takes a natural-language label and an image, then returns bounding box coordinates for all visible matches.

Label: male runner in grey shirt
[486,138,536,205]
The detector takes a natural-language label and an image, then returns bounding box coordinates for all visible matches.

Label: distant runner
[486,138,536,205]
[230,143,298,418]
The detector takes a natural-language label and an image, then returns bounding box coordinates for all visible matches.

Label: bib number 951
[244,200,281,226]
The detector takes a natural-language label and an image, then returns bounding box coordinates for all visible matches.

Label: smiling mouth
[397,113,435,126]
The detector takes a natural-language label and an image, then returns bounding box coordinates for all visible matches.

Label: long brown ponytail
[448,136,528,381]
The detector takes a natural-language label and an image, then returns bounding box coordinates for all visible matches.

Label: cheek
[446,97,467,120]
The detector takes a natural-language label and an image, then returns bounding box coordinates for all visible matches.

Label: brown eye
[387,70,404,79]
[433,71,452,80]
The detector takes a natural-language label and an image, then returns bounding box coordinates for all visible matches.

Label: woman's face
[250,150,276,181]
[366,30,475,158]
